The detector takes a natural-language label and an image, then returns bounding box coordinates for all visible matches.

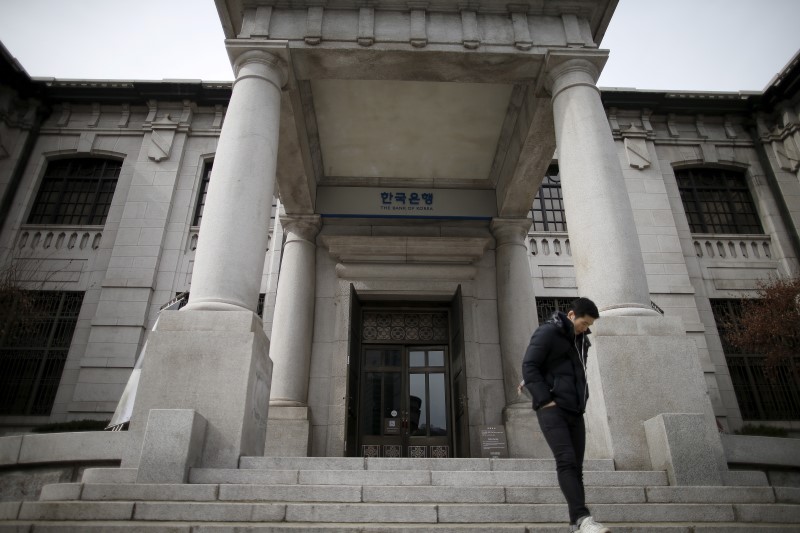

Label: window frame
[26,158,122,226]
[675,167,763,235]
[531,165,567,233]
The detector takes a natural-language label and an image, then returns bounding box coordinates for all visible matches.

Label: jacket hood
[548,310,592,337]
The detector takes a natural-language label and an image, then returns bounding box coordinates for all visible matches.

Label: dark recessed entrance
[345,287,469,458]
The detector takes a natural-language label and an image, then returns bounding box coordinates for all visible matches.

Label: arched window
[27,158,121,226]
[675,168,763,234]
[531,165,567,232]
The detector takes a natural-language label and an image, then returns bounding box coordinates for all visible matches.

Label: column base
[586,315,728,478]
[122,310,272,469]
[502,403,552,458]
[265,406,311,457]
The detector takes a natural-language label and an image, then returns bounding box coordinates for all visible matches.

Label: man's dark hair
[571,297,599,319]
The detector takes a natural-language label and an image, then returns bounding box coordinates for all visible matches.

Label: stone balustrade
[692,234,773,262]
[17,225,102,254]
[528,233,572,258]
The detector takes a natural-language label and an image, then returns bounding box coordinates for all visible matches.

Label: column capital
[545,55,603,101]
[280,214,322,243]
[490,218,531,247]
[226,40,290,90]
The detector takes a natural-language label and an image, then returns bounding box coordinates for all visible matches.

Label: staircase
[3,457,800,531]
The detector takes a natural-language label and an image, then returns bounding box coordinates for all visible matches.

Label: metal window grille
[27,159,121,226]
[710,298,800,420]
[531,166,567,232]
[535,297,575,325]
[192,162,213,227]
[0,291,84,416]
[676,168,763,234]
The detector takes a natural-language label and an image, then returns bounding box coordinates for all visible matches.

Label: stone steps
[40,482,783,505]
[4,523,800,533]
[9,500,800,523]
[2,457,798,530]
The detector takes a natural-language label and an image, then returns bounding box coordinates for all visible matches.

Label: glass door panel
[359,345,451,458]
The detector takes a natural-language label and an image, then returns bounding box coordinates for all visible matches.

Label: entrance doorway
[359,345,450,458]
[345,287,469,458]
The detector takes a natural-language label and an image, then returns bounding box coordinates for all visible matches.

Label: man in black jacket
[521,297,610,533]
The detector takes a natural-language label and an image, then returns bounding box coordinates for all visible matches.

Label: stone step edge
[13,501,800,524]
[43,482,780,505]
[3,520,800,530]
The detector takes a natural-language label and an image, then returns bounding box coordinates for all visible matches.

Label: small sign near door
[384,418,401,435]
[479,425,509,458]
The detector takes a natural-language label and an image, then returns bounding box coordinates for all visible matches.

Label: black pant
[536,405,590,524]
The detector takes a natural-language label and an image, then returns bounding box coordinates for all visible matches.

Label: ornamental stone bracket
[0,132,8,159]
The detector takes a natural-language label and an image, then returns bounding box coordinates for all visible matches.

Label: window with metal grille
[192,161,278,227]
[192,161,213,227]
[27,159,121,226]
[710,299,800,420]
[531,166,567,232]
[0,291,84,416]
[676,168,763,234]
[535,297,576,324]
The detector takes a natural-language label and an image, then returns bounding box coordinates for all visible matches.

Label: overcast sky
[0,0,798,92]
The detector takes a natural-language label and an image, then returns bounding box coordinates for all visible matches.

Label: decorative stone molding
[144,100,158,125]
[118,104,130,128]
[700,142,718,164]
[723,115,737,139]
[460,11,480,49]
[621,125,650,170]
[545,56,602,100]
[357,7,375,47]
[147,115,179,162]
[239,6,273,38]
[57,103,71,127]
[322,235,491,264]
[305,6,323,45]
[490,218,531,247]
[409,9,428,48]
[77,132,96,154]
[509,6,532,51]
[179,100,195,128]
[212,105,225,129]
[561,14,584,47]
[87,103,101,127]
[641,109,654,136]
[280,214,321,243]
[607,107,620,135]
[773,137,800,172]
[695,115,709,139]
[666,113,680,138]
[226,43,290,92]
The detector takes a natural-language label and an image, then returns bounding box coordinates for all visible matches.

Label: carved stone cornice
[321,235,491,264]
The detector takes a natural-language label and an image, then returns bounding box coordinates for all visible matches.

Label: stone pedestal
[584,315,728,478]
[122,310,272,469]
[503,404,553,458]
[265,406,312,457]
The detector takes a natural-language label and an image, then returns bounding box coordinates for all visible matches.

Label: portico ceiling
[312,79,513,183]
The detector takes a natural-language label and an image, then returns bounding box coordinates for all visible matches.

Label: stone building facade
[0,0,798,469]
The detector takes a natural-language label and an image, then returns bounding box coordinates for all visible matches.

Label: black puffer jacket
[521,311,591,414]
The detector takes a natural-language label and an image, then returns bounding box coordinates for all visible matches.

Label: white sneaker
[578,515,611,533]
